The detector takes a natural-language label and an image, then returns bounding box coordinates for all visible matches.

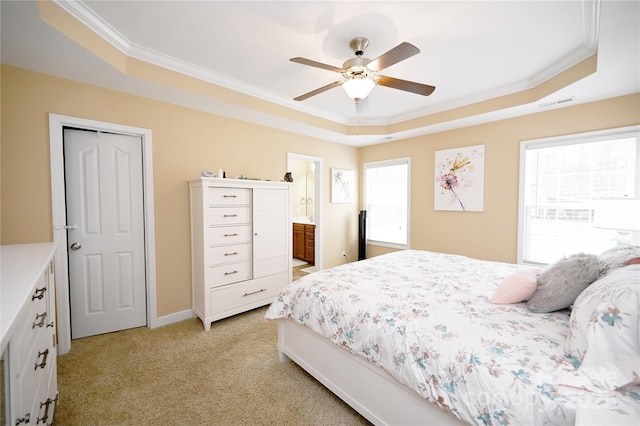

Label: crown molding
[52,0,600,129]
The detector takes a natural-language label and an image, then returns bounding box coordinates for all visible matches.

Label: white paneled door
[64,128,147,338]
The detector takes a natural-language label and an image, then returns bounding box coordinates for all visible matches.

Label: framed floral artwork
[434,144,485,211]
[331,168,354,203]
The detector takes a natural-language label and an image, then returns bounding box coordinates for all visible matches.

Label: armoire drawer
[209,278,281,316]
[205,207,250,225]
[208,261,251,287]
[207,187,251,206]
[208,243,251,266]
[206,225,251,245]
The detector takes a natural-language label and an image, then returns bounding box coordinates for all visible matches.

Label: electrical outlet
[341,250,346,257]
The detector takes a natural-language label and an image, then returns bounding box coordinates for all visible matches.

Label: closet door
[253,188,288,278]
[64,129,147,339]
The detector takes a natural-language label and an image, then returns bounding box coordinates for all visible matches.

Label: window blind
[519,128,639,264]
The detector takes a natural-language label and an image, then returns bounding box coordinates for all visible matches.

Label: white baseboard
[151,309,195,328]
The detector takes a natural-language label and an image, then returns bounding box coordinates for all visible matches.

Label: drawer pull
[224,270,239,276]
[37,395,58,425]
[16,413,30,425]
[223,214,238,218]
[243,288,267,297]
[224,233,239,237]
[34,349,49,370]
[32,312,48,328]
[32,287,46,300]
[223,195,238,198]
[224,252,239,256]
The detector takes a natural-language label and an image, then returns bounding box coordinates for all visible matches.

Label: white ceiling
[1,1,638,146]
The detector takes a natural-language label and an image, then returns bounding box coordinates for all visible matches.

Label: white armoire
[189,177,292,331]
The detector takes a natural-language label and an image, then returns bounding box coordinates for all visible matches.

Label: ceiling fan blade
[377,75,436,96]
[290,57,344,73]
[367,42,420,72]
[294,81,342,101]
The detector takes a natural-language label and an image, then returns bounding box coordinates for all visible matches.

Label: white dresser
[1,243,58,425]
[189,178,292,331]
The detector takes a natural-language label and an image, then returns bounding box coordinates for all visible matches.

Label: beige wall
[2,64,638,318]
[361,93,640,262]
[0,65,359,317]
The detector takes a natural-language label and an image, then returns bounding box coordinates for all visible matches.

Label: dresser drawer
[207,187,251,206]
[209,277,281,316]
[12,281,50,366]
[206,225,251,245]
[16,338,54,420]
[206,207,250,225]
[208,243,251,266]
[208,261,251,287]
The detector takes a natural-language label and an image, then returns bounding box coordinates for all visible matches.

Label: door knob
[70,242,82,250]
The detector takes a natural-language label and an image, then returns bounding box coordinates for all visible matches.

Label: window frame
[363,157,411,249]
[517,125,640,265]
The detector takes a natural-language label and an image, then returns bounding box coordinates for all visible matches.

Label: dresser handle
[32,312,47,328]
[224,270,239,276]
[36,395,58,425]
[224,252,239,256]
[224,233,239,237]
[32,287,46,300]
[16,413,30,425]
[222,195,238,198]
[243,288,267,297]
[34,349,49,370]
[223,214,238,218]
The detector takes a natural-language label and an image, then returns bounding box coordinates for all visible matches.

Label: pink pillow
[490,269,539,304]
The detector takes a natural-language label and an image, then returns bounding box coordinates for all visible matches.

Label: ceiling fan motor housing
[343,56,373,76]
[343,38,377,80]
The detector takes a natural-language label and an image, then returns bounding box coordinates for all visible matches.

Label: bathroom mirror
[290,158,316,222]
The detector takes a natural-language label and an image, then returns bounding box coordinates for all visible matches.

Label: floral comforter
[265,250,636,425]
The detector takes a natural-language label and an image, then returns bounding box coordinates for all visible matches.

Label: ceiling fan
[291,37,436,106]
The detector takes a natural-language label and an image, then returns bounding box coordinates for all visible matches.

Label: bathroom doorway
[287,153,323,281]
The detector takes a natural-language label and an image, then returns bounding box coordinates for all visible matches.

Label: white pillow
[561,264,640,392]
[598,245,640,277]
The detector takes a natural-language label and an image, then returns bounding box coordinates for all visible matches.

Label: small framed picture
[331,168,354,203]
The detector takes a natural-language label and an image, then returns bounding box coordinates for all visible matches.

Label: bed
[265,249,640,425]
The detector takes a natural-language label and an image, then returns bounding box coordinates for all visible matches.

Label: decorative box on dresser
[189,177,292,331]
[1,243,58,426]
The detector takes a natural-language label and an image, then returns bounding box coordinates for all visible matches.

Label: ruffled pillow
[526,253,600,313]
[490,269,539,304]
[560,264,640,392]
[598,245,640,277]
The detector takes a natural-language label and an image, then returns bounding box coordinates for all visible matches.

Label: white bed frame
[277,319,466,426]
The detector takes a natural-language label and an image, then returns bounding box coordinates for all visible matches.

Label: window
[518,126,640,265]
[364,158,410,248]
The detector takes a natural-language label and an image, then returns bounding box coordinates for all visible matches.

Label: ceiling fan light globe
[342,77,375,100]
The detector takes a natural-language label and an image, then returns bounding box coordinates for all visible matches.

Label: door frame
[287,152,323,271]
[49,114,158,355]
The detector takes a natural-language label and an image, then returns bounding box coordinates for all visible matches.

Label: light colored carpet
[55,307,371,425]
